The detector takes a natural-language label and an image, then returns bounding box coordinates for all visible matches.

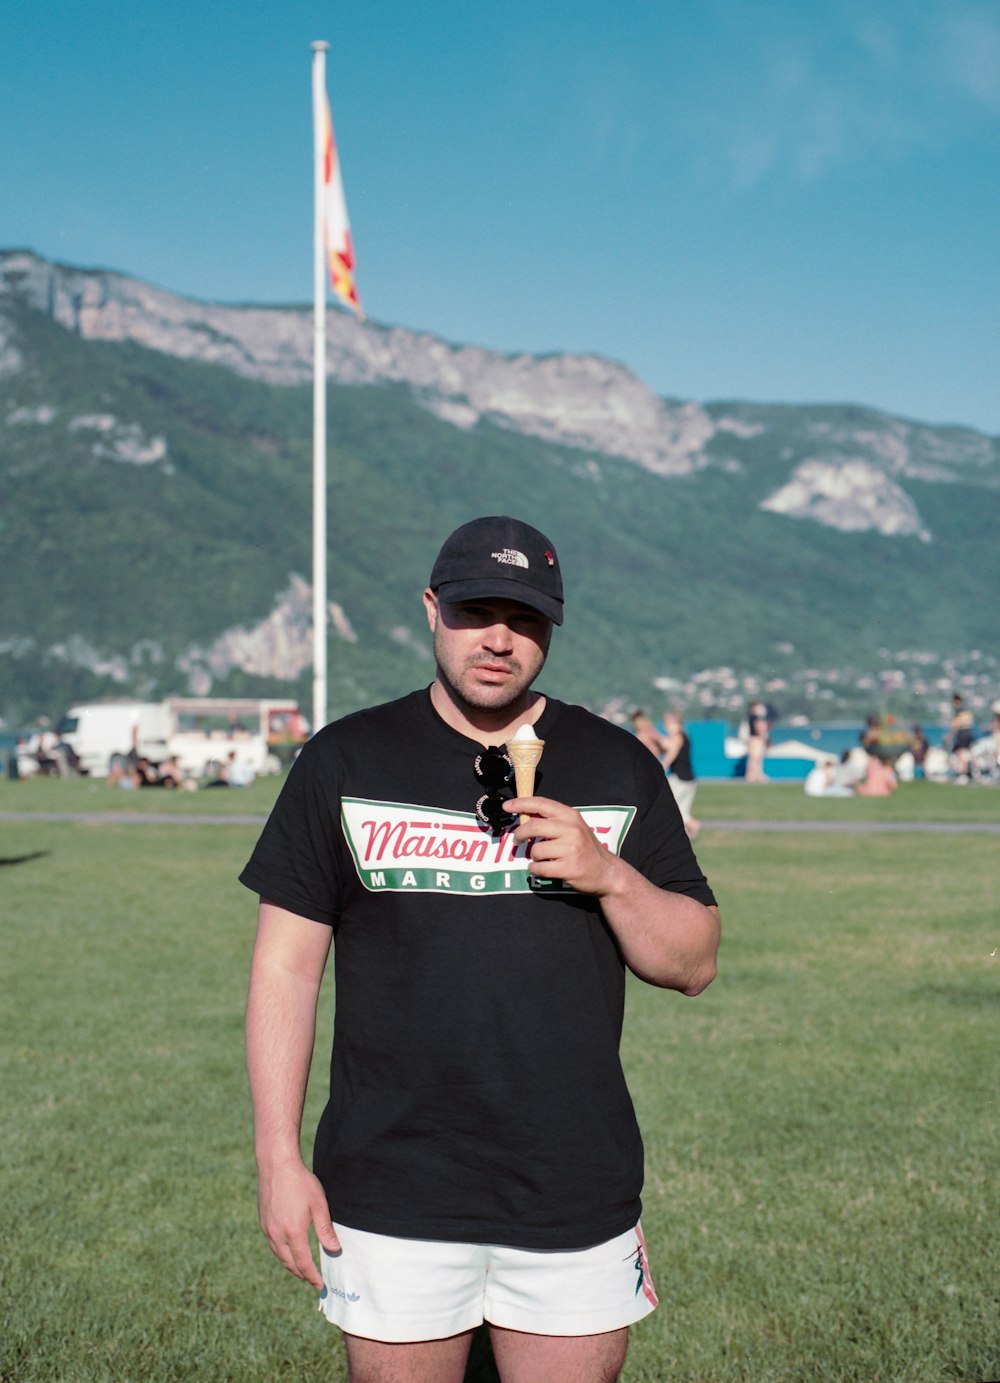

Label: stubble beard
[433,639,545,718]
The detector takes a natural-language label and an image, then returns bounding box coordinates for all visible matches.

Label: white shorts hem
[318,1295,484,1344]
[483,1292,657,1336]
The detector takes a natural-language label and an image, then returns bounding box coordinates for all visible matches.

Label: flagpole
[311,41,329,734]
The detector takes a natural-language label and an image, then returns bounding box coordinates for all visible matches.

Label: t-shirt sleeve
[238,737,343,925]
[631,747,717,907]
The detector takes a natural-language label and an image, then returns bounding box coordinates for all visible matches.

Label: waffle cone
[507,737,544,821]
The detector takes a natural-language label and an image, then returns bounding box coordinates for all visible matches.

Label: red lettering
[361,818,408,862]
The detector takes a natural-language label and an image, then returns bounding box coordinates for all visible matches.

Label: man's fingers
[261,1216,331,1289]
[507,798,617,895]
[264,1229,310,1282]
[509,798,594,846]
[507,794,562,819]
[277,1228,323,1288]
[292,1241,325,1290]
[508,798,570,843]
[313,1211,342,1255]
[257,1164,337,1289]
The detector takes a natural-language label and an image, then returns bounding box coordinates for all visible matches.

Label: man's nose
[482,620,515,651]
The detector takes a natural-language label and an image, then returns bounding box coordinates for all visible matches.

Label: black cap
[429,516,564,625]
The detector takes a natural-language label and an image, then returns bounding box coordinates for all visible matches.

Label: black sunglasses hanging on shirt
[473,746,517,835]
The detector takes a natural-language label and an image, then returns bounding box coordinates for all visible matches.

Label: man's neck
[429,680,546,746]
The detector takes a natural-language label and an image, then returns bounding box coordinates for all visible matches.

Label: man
[661,712,702,840]
[744,700,769,783]
[948,693,975,781]
[242,516,720,1383]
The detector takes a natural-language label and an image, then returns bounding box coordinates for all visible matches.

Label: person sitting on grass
[855,752,898,797]
[803,759,854,798]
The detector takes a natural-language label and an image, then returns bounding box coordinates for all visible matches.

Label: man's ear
[422,589,439,634]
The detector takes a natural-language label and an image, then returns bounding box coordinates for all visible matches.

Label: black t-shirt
[671,731,695,782]
[240,689,716,1250]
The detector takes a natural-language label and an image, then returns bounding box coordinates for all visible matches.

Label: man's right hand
[256,1157,341,1289]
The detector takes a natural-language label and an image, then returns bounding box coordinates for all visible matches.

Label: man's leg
[488,1325,629,1383]
[343,1329,475,1383]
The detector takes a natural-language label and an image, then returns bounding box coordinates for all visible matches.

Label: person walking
[241,515,720,1383]
[745,700,770,782]
[662,711,702,839]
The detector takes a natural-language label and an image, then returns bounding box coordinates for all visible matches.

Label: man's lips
[471,661,517,680]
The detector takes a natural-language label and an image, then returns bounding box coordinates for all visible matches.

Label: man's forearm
[511,797,720,991]
[245,904,331,1166]
[245,904,339,1286]
[246,965,320,1164]
[599,856,720,993]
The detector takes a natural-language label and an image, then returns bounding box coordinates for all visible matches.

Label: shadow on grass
[912,982,999,1007]
[0,850,51,866]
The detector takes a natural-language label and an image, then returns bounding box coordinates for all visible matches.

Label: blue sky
[2,0,998,432]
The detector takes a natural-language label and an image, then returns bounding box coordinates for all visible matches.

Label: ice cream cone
[507,735,544,822]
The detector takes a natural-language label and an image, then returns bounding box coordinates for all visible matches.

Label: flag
[321,93,362,317]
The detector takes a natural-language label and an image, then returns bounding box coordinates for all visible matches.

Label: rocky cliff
[1,250,998,723]
[3,250,996,548]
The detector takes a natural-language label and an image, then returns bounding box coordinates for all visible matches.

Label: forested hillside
[1,255,997,727]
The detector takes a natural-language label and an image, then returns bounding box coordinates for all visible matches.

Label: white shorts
[318,1221,658,1343]
[668,775,696,823]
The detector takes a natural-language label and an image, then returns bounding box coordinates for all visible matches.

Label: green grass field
[4,772,1000,823]
[1,785,997,1382]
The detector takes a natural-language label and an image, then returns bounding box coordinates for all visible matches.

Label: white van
[57,702,173,777]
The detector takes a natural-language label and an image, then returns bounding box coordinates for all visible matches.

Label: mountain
[1,249,998,729]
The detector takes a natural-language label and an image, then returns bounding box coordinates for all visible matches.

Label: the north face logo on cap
[492,548,530,568]
[429,516,564,624]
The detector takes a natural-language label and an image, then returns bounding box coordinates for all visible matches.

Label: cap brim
[435,579,563,625]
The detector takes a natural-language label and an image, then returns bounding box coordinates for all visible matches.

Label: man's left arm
[511,796,720,994]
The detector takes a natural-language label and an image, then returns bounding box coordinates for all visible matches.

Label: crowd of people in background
[105,747,256,790]
[106,750,199,791]
[803,748,898,798]
[5,729,258,790]
[624,693,1000,806]
[6,697,1000,793]
[803,693,1000,796]
[8,724,83,779]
